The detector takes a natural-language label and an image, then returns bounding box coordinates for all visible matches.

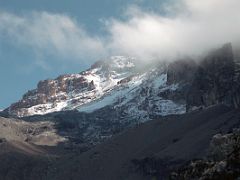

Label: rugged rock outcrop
[167,58,197,85]
[170,129,240,180]
[151,43,239,112]
[8,75,94,115]
[186,43,237,111]
[232,60,240,108]
[160,59,198,104]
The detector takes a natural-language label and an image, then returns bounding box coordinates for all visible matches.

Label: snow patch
[24,101,68,116]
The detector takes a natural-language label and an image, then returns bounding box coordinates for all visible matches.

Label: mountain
[5,56,187,119]
[5,56,137,117]
[1,43,240,180]
[6,44,239,120]
[3,44,240,147]
[3,55,201,147]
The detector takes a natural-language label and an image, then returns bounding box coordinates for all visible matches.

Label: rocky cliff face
[163,59,197,104]
[167,58,197,85]
[7,74,94,116]
[186,43,239,111]
[232,59,240,108]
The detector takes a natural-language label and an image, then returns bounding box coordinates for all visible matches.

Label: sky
[1,0,240,109]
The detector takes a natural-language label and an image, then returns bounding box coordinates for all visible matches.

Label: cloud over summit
[0,0,240,65]
[107,0,240,60]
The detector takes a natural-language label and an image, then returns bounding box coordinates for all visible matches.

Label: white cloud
[1,0,240,65]
[0,12,106,63]
[106,0,240,60]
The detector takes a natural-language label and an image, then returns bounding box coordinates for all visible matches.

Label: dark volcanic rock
[167,58,197,85]
[159,59,197,104]
[232,60,240,108]
[170,129,240,180]
[187,43,235,111]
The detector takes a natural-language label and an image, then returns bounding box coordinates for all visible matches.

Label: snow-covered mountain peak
[90,56,135,70]
[109,56,135,69]
[5,55,187,118]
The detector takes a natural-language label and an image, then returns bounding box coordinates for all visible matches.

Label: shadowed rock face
[161,44,240,111]
[186,43,236,111]
[167,58,197,85]
[232,58,240,108]
[159,59,198,104]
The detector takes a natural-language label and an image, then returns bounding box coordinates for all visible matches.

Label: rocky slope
[31,105,240,180]
[170,129,240,180]
[0,116,65,148]
[1,104,239,180]
[0,116,65,180]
